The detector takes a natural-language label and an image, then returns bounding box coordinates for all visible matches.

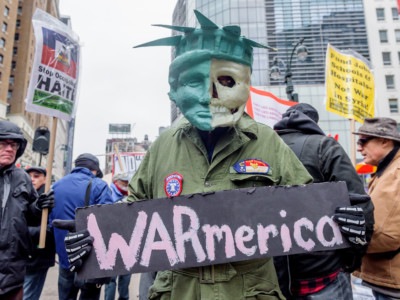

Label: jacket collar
[376,146,400,177]
[71,167,96,177]
[172,112,259,140]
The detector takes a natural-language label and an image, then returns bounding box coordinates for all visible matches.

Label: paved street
[40,263,141,299]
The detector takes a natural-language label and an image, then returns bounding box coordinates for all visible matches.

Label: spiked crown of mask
[134,10,275,69]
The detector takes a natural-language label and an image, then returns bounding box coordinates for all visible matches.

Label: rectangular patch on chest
[233,159,269,174]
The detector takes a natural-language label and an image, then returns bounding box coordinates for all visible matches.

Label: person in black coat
[0,120,54,300]
[23,166,56,300]
[273,103,374,299]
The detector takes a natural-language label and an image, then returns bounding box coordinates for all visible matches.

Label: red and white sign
[246,87,297,128]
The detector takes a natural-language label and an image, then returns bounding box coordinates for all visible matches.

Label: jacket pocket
[231,174,277,189]
[148,271,172,300]
[243,273,284,299]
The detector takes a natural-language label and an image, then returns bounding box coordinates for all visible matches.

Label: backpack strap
[289,134,310,159]
[85,178,94,207]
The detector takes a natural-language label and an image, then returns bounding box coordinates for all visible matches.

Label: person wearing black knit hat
[49,153,113,300]
[0,120,55,300]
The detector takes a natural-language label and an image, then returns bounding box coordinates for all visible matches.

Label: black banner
[76,182,350,279]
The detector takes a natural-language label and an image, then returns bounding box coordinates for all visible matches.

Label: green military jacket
[128,113,313,300]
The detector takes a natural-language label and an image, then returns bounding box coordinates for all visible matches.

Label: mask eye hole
[218,76,235,88]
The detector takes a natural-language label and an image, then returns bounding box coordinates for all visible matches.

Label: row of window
[379,29,400,43]
[376,7,399,21]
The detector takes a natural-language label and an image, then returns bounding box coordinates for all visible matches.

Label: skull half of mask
[209,59,251,128]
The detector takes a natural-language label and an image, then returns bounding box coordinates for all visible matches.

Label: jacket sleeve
[319,137,374,237]
[93,180,114,205]
[319,137,375,271]
[367,168,400,254]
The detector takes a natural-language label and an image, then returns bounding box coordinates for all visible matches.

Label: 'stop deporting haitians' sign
[246,87,297,128]
[325,44,374,123]
[75,182,350,280]
[25,9,80,121]
[109,124,131,135]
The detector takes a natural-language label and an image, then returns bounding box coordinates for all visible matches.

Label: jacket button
[205,181,211,187]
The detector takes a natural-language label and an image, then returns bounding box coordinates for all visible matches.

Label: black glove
[37,189,55,211]
[333,206,367,246]
[52,219,94,272]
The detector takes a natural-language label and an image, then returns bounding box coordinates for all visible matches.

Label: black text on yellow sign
[326,44,374,123]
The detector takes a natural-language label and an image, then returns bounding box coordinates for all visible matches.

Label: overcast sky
[58,0,177,164]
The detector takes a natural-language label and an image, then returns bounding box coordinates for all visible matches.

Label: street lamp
[269,38,309,102]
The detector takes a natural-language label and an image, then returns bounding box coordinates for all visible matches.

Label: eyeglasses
[0,141,20,151]
[357,137,375,147]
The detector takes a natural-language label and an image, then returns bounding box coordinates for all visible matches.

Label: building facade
[363,0,400,127]
[0,0,72,181]
[170,0,378,155]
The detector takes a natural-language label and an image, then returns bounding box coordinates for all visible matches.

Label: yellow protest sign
[325,44,374,123]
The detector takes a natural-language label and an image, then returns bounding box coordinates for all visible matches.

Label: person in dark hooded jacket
[273,103,375,299]
[0,120,54,300]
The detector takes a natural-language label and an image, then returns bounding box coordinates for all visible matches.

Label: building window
[386,75,395,89]
[380,30,388,43]
[393,8,399,20]
[4,6,9,17]
[2,22,7,33]
[376,8,385,21]
[396,30,400,42]
[16,19,20,28]
[0,38,5,49]
[17,6,22,15]
[7,90,12,99]
[0,54,3,64]
[14,33,19,41]
[9,75,14,85]
[11,60,16,69]
[389,99,399,113]
[383,52,391,65]
[13,46,17,55]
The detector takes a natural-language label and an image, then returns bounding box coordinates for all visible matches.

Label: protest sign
[113,152,146,178]
[246,87,296,128]
[325,44,374,123]
[25,9,80,121]
[75,182,350,280]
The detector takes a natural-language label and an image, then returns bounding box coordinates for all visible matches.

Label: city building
[363,0,400,127]
[0,0,73,181]
[169,0,392,156]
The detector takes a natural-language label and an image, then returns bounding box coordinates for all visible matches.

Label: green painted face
[170,59,213,131]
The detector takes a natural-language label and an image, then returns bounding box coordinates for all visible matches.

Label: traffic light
[32,126,50,154]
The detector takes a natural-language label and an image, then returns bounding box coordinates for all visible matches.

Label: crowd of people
[0,9,399,300]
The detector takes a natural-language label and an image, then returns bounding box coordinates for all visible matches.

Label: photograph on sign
[25,9,80,121]
[75,182,350,279]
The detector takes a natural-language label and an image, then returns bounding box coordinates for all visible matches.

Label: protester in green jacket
[52,10,313,300]
[129,10,313,300]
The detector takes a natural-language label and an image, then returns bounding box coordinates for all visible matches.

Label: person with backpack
[50,153,113,300]
[273,103,375,299]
